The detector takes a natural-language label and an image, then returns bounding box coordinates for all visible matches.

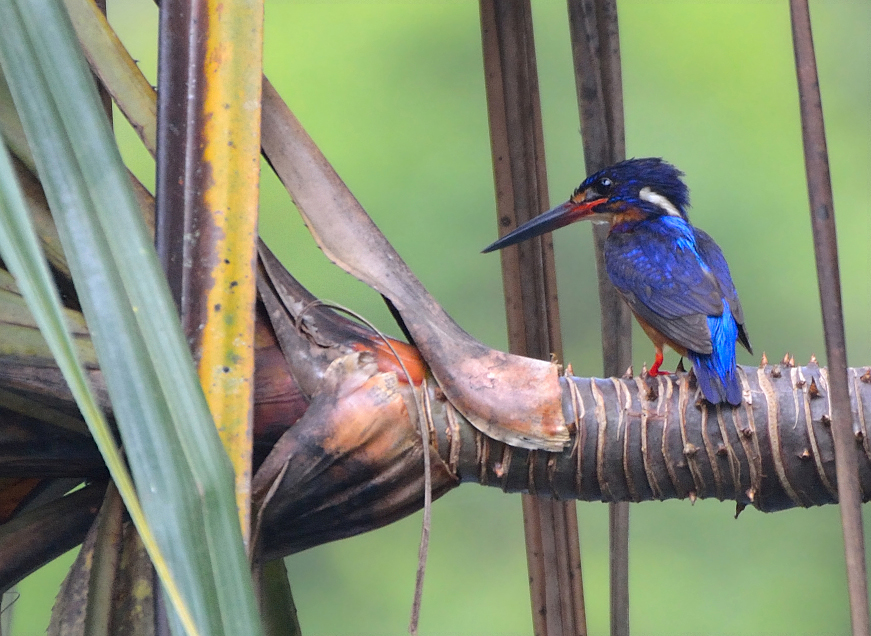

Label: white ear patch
[639,187,681,217]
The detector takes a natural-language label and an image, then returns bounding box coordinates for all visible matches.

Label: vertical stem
[480,1,586,634]
[153,7,197,632]
[155,0,263,544]
[607,500,629,636]
[566,2,630,635]
[155,0,197,307]
[788,3,870,635]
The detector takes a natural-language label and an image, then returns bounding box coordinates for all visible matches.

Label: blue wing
[693,227,752,353]
[604,216,725,354]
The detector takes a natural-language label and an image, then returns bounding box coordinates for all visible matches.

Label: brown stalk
[152,8,208,632]
[251,265,871,557]
[451,364,871,509]
[789,2,869,634]
[566,2,630,634]
[479,1,585,634]
[154,0,198,305]
[155,0,262,544]
[250,279,871,558]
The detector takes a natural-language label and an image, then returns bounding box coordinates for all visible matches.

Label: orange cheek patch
[611,208,646,226]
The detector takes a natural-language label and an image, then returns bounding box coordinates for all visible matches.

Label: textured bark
[455,367,869,511]
[251,259,871,558]
[255,348,871,559]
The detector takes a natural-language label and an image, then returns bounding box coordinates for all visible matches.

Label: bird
[483,157,751,406]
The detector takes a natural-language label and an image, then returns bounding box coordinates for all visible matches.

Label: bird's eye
[598,177,613,192]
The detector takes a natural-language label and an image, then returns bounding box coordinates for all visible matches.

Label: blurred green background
[10,0,871,634]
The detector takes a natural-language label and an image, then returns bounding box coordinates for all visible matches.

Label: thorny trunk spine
[424,364,869,510]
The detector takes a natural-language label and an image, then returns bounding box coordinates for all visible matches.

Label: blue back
[604,215,748,405]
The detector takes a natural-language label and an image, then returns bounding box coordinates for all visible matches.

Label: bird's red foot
[648,349,669,376]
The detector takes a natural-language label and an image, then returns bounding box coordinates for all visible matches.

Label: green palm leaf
[0,2,262,635]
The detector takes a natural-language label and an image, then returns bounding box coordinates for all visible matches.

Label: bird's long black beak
[481,197,606,253]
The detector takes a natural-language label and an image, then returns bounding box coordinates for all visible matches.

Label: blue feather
[688,300,742,405]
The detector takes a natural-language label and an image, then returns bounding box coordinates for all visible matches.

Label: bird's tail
[688,302,742,406]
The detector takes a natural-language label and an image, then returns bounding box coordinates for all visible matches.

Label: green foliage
[0,1,261,635]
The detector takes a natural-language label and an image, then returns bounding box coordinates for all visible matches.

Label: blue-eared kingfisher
[483,158,752,406]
